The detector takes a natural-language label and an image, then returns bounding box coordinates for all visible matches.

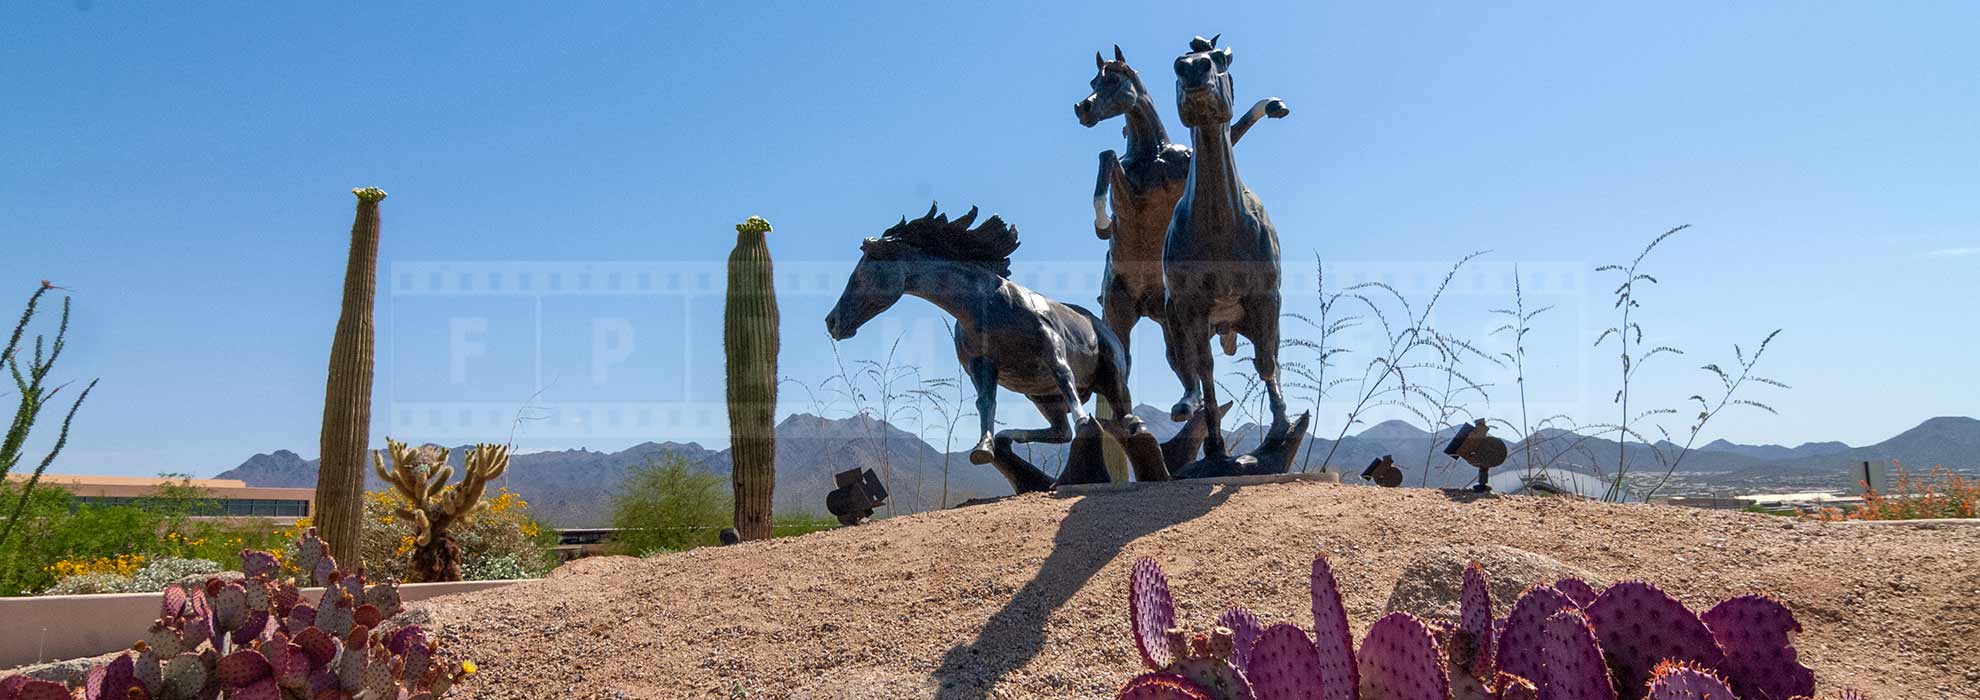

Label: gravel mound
[407,480,1980,699]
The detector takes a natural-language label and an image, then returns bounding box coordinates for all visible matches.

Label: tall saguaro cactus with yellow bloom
[725,216,779,541]
[373,438,511,582]
[315,187,386,568]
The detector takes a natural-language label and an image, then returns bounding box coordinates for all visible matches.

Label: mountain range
[215,412,1979,527]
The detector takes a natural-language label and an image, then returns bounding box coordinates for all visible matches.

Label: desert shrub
[461,553,534,581]
[0,478,289,595]
[42,572,132,595]
[284,486,556,582]
[1854,463,1978,520]
[41,555,221,595]
[129,555,222,590]
[609,455,730,555]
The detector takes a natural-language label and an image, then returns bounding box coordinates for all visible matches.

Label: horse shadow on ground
[929,481,1237,699]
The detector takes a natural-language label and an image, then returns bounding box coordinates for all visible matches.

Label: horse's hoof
[1170,402,1195,422]
[969,448,994,465]
[1120,415,1147,435]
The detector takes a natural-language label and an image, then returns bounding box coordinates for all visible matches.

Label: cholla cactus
[1117,556,1856,700]
[43,528,469,700]
[372,438,511,582]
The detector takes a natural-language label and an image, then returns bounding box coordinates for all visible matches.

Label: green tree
[609,456,730,555]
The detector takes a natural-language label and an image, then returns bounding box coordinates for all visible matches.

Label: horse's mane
[869,203,1020,277]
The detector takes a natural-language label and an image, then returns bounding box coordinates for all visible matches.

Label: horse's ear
[1210,34,1220,47]
[1213,48,1233,68]
[1095,51,1105,69]
[953,206,978,230]
[924,201,940,221]
[1113,45,1125,63]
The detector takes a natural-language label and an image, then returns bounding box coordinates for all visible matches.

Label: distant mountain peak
[1358,420,1431,441]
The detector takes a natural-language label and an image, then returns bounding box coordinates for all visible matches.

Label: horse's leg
[1229,97,1290,145]
[1094,150,1125,238]
[967,357,999,465]
[1162,296,1207,422]
[1240,293,1292,441]
[1196,334,1228,461]
[1094,326,1141,435]
[998,396,1074,445]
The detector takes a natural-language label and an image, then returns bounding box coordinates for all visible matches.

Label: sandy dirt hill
[407,480,1980,700]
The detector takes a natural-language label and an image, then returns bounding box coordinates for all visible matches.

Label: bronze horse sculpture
[1160,36,1308,476]
[1075,44,1287,368]
[824,205,1176,492]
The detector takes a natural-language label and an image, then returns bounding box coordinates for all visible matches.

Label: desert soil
[409,480,1980,700]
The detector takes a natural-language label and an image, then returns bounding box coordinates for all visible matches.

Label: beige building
[5,473,313,519]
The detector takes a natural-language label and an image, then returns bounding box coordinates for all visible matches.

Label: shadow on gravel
[929,481,1237,699]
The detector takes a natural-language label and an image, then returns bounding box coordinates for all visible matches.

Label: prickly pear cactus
[1495,585,1576,686]
[1132,558,1181,670]
[1552,578,1599,608]
[0,675,74,700]
[1246,623,1326,700]
[1357,612,1450,700]
[1215,607,1265,675]
[1641,661,1737,700]
[1700,593,1815,700]
[1538,610,1616,700]
[1307,554,1358,700]
[1584,582,1727,700]
[1118,672,1218,700]
[1115,556,1867,700]
[55,529,472,700]
[1120,558,1256,700]
[1458,562,1495,678]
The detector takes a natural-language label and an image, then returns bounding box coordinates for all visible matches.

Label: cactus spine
[725,216,779,541]
[315,187,386,569]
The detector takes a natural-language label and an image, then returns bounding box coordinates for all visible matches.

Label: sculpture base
[988,437,1058,494]
[1172,412,1312,480]
[986,409,1215,494]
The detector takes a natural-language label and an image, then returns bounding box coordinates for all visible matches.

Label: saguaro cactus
[373,438,510,582]
[725,216,779,541]
[315,187,385,568]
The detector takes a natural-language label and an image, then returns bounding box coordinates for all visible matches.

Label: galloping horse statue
[1075,44,1287,367]
[1160,35,1309,476]
[824,205,1173,492]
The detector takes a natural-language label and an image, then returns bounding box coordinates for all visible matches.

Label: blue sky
[4,2,1975,476]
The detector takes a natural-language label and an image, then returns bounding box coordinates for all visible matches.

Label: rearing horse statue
[1074,44,1287,371]
[1161,35,1300,474]
[824,205,1170,492]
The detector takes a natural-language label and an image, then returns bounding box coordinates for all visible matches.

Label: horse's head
[1173,35,1235,128]
[1075,45,1143,128]
[825,204,1017,340]
[825,236,910,341]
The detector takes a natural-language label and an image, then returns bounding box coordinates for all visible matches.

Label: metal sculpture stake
[1159,35,1309,478]
[824,205,1173,494]
[1362,454,1403,488]
[825,467,888,526]
[1444,419,1509,492]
